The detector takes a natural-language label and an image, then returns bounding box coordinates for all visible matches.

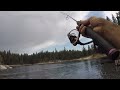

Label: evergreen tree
[0,47,97,65]
[106,16,111,21]
[82,46,87,56]
[0,55,3,64]
[88,45,91,55]
[116,11,120,25]
[112,14,118,24]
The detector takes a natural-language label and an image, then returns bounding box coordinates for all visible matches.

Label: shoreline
[0,53,107,70]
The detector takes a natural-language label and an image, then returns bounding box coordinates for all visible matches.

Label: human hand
[76,16,120,49]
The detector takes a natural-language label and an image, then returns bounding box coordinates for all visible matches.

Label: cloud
[25,40,56,54]
[85,11,105,18]
[104,11,118,19]
[0,11,75,54]
[0,11,118,54]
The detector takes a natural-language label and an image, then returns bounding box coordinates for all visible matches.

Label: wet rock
[0,65,12,70]
[0,65,7,70]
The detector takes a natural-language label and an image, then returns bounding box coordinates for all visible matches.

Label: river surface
[0,59,120,79]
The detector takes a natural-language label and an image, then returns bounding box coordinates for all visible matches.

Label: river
[0,59,120,79]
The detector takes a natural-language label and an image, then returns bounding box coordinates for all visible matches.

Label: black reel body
[67,29,93,46]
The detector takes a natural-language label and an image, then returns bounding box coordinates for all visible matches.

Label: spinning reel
[67,29,93,46]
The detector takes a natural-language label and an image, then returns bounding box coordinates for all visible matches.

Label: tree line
[0,45,95,65]
[0,11,120,65]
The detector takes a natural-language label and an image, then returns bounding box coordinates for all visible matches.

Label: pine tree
[112,14,118,24]
[88,45,91,55]
[0,55,3,64]
[82,46,87,56]
[106,16,111,21]
[116,11,120,25]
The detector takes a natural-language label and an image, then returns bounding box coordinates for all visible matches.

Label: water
[0,59,120,79]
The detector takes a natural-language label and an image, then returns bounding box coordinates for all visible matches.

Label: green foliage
[0,55,3,64]
[0,44,95,65]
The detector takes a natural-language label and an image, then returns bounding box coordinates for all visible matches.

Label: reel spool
[67,29,93,46]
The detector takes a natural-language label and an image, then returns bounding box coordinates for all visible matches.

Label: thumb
[93,26,103,36]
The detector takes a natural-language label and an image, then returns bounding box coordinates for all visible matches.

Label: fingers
[76,24,88,37]
[80,16,105,27]
[93,26,103,35]
[80,19,90,26]
[89,17,106,27]
[76,24,85,31]
[79,16,98,26]
[81,26,87,37]
[79,16,106,27]
[76,26,79,31]
[76,25,88,37]
[79,24,84,31]
[80,26,102,36]
[76,16,106,37]
[77,24,86,35]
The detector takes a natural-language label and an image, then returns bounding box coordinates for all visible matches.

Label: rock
[0,65,7,70]
[0,65,12,70]
[5,65,12,69]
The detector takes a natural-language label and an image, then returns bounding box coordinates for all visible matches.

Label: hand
[76,16,120,49]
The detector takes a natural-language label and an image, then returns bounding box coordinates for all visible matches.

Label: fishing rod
[60,12,93,46]
[60,12,77,22]
[61,12,120,60]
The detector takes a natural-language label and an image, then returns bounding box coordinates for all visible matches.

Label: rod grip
[85,27,119,60]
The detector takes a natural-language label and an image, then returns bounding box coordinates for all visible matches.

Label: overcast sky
[0,11,118,54]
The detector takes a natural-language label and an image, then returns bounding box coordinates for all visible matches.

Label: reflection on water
[0,59,120,79]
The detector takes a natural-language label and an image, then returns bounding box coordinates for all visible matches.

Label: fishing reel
[67,29,93,46]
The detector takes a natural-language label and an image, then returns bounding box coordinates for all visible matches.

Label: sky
[0,11,118,55]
